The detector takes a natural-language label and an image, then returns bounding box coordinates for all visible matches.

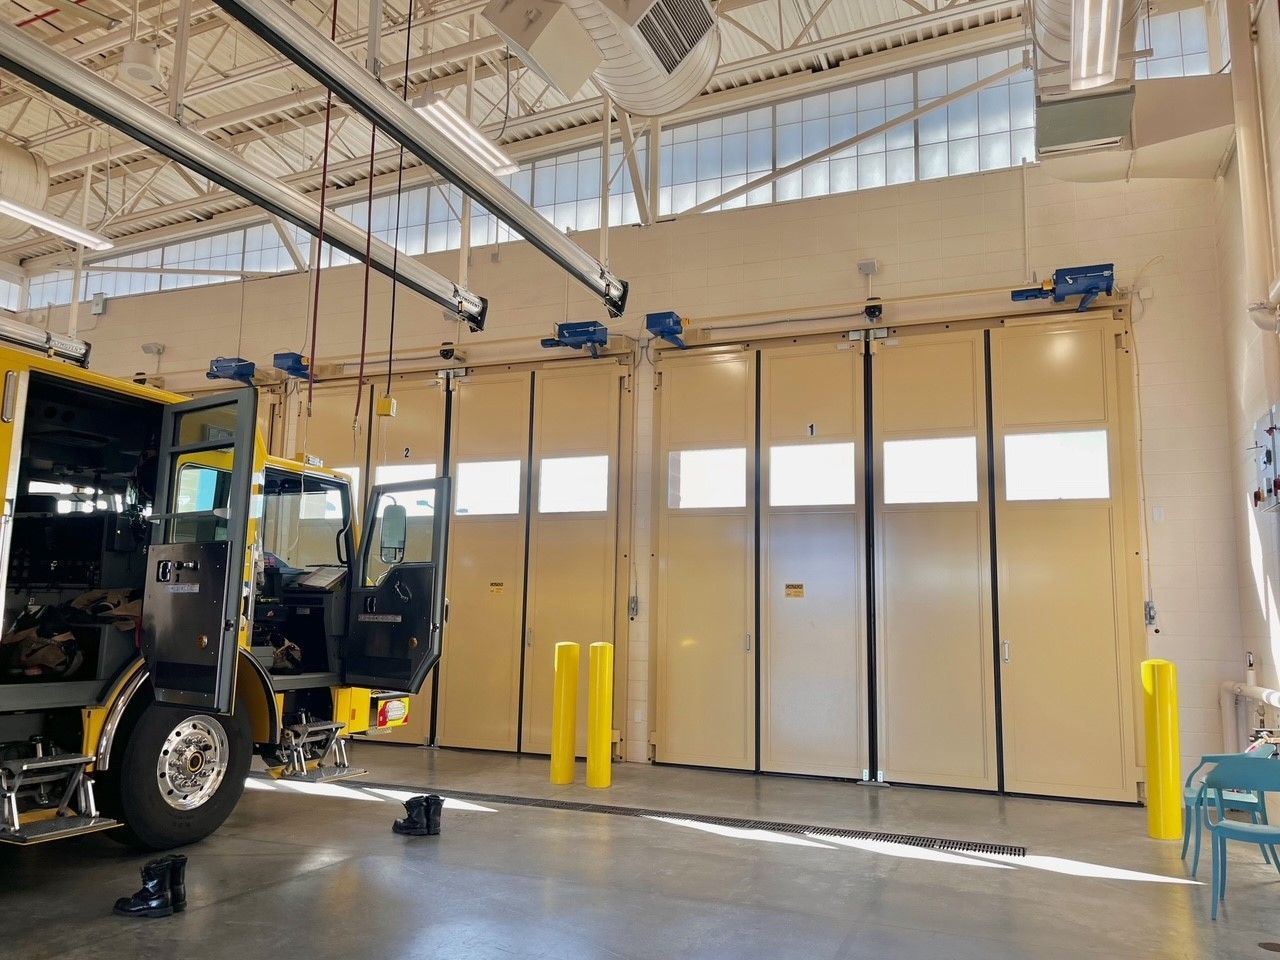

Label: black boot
[113,858,174,918]
[392,794,443,836]
[165,855,188,912]
[423,795,442,836]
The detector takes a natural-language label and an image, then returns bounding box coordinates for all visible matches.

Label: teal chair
[1183,744,1277,878]
[1202,754,1280,919]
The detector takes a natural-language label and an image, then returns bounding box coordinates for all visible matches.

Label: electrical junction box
[482,0,601,98]
[1252,407,1280,512]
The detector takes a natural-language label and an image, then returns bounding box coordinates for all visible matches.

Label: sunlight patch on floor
[965,851,1200,884]
[648,816,836,848]
[243,776,495,811]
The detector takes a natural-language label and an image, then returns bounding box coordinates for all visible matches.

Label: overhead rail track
[209,0,629,318]
[0,19,488,330]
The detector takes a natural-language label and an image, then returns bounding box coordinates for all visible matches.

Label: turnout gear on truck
[1,606,81,679]
[0,588,142,680]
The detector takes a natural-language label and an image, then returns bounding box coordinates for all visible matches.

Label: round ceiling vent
[120,41,163,88]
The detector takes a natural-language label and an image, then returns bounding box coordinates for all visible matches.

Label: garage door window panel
[668,448,747,509]
[769,443,857,507]
[883,437,979,504]
[1004,431,1110,501]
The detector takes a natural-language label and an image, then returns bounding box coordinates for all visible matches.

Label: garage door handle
[745,633,752,653]
[1002,640,1011,663]
[526,627,533,648]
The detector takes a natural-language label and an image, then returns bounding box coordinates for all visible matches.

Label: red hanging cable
[353,120,378,430]
[385,0,417,397]
[306,0,341,416]
[15,0,95,29]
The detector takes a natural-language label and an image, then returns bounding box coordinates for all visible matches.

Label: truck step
[1,752,109,842]
[279,765,368,785]
[277,720,366,782]
[0,814,119,845]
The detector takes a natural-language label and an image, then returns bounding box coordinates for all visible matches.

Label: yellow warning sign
[489,581,505,595]
[784,583,805,598]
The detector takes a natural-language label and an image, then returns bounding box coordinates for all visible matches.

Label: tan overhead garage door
[650,317,1139,801]
[435,363,627,755]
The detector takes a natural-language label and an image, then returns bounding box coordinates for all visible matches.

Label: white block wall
[1218,4,1280,742]
[33,157,1248,774]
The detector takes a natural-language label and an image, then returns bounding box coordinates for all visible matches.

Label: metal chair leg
[1251,811,1272,864]
[1257,804,1280,874]
[1181,802,1192,860]
[1211,834,1220,920]
[1220,836,1230,903]
[1191,802,1205,878]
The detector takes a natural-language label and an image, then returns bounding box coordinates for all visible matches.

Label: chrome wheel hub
[157,716,228,811]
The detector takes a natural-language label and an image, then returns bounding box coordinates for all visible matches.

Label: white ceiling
[0,0,1022,269]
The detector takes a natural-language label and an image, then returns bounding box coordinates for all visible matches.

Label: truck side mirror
[379,503,408,565]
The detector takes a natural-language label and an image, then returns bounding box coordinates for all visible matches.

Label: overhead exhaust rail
[0,20,488,331]
[210,0,629,318]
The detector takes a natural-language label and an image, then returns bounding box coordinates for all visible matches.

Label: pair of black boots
[113,854,188,918]
[392,794,443,836]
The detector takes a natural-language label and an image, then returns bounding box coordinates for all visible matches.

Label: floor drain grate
[356,779,1027,858]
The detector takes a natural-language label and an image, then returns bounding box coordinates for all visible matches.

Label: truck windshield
[260,468,350,569]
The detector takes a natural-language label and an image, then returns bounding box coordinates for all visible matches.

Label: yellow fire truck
[0,317,447,848]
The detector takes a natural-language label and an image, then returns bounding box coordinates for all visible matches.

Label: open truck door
[142,388,258,713]
[344,477,449,693]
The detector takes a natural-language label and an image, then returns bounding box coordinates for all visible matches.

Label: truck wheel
[109,701,251,850]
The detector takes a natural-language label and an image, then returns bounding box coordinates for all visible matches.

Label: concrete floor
[2,743,1277,959]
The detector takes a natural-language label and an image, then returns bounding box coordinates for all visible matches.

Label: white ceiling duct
[1031,0,1144,97]
[1036,74,1235,181]
[485,0,720,117]
[0,140,49,241]
[1028,0,1234,180]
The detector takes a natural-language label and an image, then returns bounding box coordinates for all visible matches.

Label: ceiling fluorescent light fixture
[1070,0,1122,91]
[0,197,113,251]
[413,93,519,177]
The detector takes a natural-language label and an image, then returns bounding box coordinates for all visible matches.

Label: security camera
[439,342,468,364]
[863,297,883,322]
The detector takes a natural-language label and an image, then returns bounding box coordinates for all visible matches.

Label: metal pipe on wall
[1226,0,1280,332]
[1219,680,1280,753]
[0,18,487,329]
[209,0,629,317]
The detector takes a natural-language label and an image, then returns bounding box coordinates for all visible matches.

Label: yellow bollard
[586,641,614,789]
[550,642,580,785]
[1142,658,1182,840]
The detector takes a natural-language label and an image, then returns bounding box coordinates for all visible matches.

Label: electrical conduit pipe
[1226,0,1280,332]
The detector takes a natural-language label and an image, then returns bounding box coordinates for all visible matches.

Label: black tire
[107,701,251,850]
